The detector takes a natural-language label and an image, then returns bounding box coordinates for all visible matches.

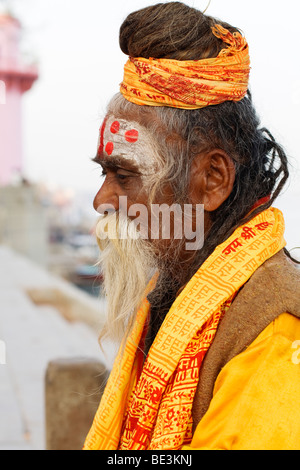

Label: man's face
[93,115,179,250]
[93,114,158,214]
[93,114,204,256]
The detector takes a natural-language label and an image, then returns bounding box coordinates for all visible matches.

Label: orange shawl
[83,207,285,450]
[120,24,250,109]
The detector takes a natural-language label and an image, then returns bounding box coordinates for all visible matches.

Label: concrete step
[0,246,116,450]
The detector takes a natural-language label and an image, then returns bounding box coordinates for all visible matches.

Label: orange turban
[120,24,250,110]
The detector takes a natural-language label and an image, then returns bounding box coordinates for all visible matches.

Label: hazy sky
[5,0,300,247]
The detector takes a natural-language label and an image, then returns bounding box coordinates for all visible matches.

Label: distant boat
[75,265,102,280]
[69,264,103,297]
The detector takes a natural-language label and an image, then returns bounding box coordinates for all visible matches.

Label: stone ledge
[45,358,108,450]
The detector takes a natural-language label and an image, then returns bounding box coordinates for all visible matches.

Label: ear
[188,149,235,211]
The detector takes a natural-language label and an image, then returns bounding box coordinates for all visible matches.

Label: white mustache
[95,212,142,244]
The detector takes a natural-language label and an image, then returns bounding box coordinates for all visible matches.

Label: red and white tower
[0,12,38,185]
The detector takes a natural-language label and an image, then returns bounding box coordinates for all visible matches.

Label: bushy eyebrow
[92,155,141,173]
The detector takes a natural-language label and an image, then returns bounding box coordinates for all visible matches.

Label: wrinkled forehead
[97,115,156,170]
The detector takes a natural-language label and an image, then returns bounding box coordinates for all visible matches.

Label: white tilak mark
[101,115,157,172]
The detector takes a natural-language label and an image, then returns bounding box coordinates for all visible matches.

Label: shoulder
[217,249,300,363]
[215,312,300,394]
[192,250,300,427]
[213,312,300,422]
[190,312,300,450]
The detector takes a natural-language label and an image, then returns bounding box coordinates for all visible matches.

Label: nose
[93,179,119,215]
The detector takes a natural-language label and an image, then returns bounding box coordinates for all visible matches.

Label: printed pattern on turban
[120,24,250,109]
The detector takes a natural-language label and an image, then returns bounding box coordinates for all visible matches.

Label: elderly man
[83,2,300,450]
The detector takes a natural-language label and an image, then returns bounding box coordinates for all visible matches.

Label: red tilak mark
[110,121,120,134]
[105,142,114,156]
[125,129,139,143]
[98,117,107,155]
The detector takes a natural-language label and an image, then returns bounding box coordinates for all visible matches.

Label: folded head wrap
[120,24,250,109]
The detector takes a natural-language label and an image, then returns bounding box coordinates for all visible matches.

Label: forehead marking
[110,121,120,134]
[125,129,139,143]
[105,142,114,156]
[98,117,108,155]
[99,117,140,157]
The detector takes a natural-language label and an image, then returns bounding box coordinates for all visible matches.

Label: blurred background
[0,0,299,450]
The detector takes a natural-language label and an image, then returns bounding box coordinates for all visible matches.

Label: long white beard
[95,213,157,344]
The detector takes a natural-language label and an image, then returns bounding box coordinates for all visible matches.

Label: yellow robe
[84,208,300,450]
[184,312,300,450]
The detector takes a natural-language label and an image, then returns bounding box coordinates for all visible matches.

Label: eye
[116,173,129,181]
[115,169,136,183]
